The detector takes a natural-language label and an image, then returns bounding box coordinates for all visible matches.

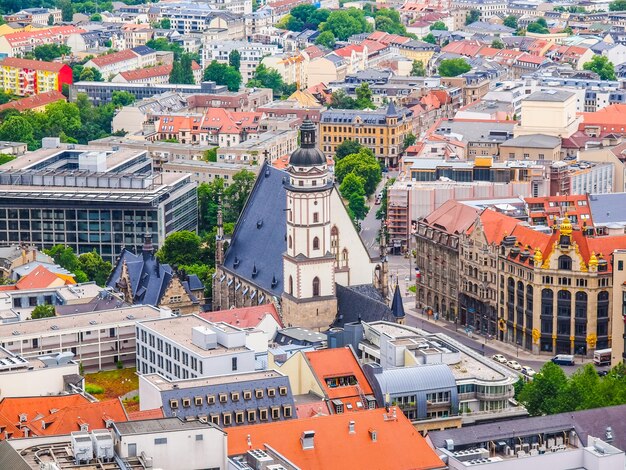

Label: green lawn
[84,367,138,401]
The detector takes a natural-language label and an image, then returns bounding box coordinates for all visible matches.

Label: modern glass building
[0,144,197,262]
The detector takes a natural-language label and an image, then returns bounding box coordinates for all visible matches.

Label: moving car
[507,360,522,370]
[521,366,536,377]
[551,354,575,366]
[492,354,507,363]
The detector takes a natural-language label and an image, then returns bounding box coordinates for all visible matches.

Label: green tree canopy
[335,140,363,160]
[491,38,505,49]
[78,250,112,286]
[197,177,224,234]
[403,133,416,150]
[247,64,285,97]
[111,90,135,108]
[411,60,425,76]
[610,0,626,10]
[90,13,102,21]
[32,304,55,319]
[48,14,54,25]
[430,21,448,31]
[583,55,616,80]
[229,50,241,70]
[34,43,71,61]
[315,30,336,49]
[58,0,74,21]
[438,58,471,77]
[355,82,374,109]
[335,148,381,196]
[374,8,410,36]
[170,53,196,85]
[0,115,36,149]
[159,18,171,29]
[422,33,436,44]
[330,89,357,109]
[503,15,518,29]
[157,231,202,267]
[465,9,480,25]
[224,169,256,222]
[78,66,103,82]
[339,173,368,220]
[203,60,242,92]
[320,8,371,41]
[518,362,569,415]
[145,38,184,59]
[203,147,218,163]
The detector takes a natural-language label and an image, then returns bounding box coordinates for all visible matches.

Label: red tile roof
[199,304,283,328]
[127,408,164,420]
[118,61,200,82]
[0,395,127,439]
[0,57,66,73]
[4,26,85,46]
[442,40,484,57]
[91,49,139,67]
[423,200,480,235]
[580,105,626,133]
[15,265,75,290]
[0,90,65,112]
[226,408,445,470]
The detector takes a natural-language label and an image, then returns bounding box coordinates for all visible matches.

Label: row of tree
[517,362,626,416]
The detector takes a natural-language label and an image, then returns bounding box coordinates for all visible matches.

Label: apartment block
[0,58,72,97]
[0,26,85,57]
[202,41,279,82]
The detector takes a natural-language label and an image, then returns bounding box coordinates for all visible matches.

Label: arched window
[597,291,609,318]
[288,235,292,249]
[313,237,319,250]
[342,248,348,267]
[312,277,320,297]
[331,226,339,263]
[558,255,572,270]
[288,276,293,296]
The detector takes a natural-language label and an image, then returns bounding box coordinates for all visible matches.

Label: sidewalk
[406,305,594,365]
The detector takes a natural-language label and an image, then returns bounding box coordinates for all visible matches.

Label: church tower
[281,119,337,330]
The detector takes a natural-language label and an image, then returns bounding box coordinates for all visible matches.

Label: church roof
[334,284,393,327]
[223,163,287,297]
[288,119,326,167]
[391,284,405,318]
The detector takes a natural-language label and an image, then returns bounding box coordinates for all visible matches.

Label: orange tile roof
[0,57,66,73]
[4,26,85,46]
[127,408,164,420]
[0,395,127,439]
[118,61,200,81]
[580,104,626,131]
[423,200,480,235]
[91,49,139,67]
[295,400,329,419]
[199,304,284,328]
[15,264,75,290]
[226,408,445,470]
[0,90,66,112]
[304,347,373,404]
[442,40,483,57]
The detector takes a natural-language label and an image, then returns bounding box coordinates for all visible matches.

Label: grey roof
[334,284,393,327]
[525,89,575,102]
[275,327,326,343]
[223,162,286,297]
[390,284,405,318]
[365,363,457,395]
[465,21,515,33]
[322,105,412,124]
[589,193,626,224]
[434,120,514,143]
[56,296,130,315]
[113,417,221,435]
[429,404,626,451]
[501,134,562,149]
[0,441,30,470]
[131,45,155,56]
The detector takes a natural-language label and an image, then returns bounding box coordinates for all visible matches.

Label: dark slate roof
[132,45,155,56]
[429,404,626,451]
[0,441,30,470]
[56,296,129,315]
[390,284,405,319]
[334,284,393,327]
[107,244,201,307]
[223,162,286,297]
[589,193,626,224]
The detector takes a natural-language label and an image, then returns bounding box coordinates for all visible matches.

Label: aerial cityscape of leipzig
[1,0,626,468]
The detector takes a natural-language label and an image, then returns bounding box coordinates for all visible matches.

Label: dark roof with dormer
[333,284,393,327]
[288,119,326,167]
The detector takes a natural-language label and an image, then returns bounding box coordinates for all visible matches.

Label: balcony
[476,390,512,401]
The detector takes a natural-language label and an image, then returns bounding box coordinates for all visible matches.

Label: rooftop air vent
[234,257,240,269]
[257,219,263,229]
[252,263,258,278]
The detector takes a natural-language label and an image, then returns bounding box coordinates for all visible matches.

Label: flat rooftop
[114,417,220,435]
[142,370,284,391]
[0,305,162,339]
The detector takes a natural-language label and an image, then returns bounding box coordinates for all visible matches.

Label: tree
[330,89,357,109]
[491,38,505,49]
[430,21,448,31]
[90,13,102,21]
[315,30,336,49]
[145,38,184,59]
[0,116,35,149]
[422,33,436,44]
[609,0,626,10]
[78,250,112,286]
[32,304,55,319]
[203,60,242,92]
[348,192,369,220]
[48,13,54,25]
[34,44,71,61]
[583,55,616,81]
[465,9,480,25]
[159,18,171,29]
[320,9,370,41]
[78,66,103,82]
[247,64,285,97]
[411,60,425,76]
[157,231,202,267]
[355,82,374,109]
[170,53,195,85]
[339,173,368,220]
[503,15,518,29]
[203,147,218,163]
[58,0,74,21]
[518,362,569,416]
[438,58,471,77]
[229,50,241,70]
[374,9,410,36]
[403,133,416,150]
[224,169,256,222]
[335,140,363,160]
[527,21,549,34]
[335,148,381,196]
[111,91,135,107]
[197,177,224,234]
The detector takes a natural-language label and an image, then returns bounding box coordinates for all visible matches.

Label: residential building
[202,41,279,82]
[107,236,204,315]
[415,200,480,323]
[0,144,197,262]
[320,103,414,168]
[121,23,153,49]
[0,305,165,371]
[216,129,298,164]
[227,408,446,470]
[199,304,283,343]
[499,134,562,162]
[186,89,273,113]
[111,62,202,85]
[579,104,626,136]
[515,89,582,138]
[135,314,257,379]
[0,58,72,97]
[525,195,593,228]
[112,418,228,470]
[139,370,295,426]
[162,4,250,31]
[0,90,65,113]
[440,72,491,106]
[549,160,615,196]
[0,347,81,398]
[0,26,85,57]
[450,0,508,16]
[4,8,62,26]
[163,159,260,186]
[611,249,626,366]
[0,395,127,440]
[430,118,515,160]
[269,347,377,415]
[83,46,160,79]
[110,91,188,135]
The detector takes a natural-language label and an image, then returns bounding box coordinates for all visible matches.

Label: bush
[85,383,104,394]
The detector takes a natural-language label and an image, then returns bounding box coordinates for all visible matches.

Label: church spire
[391,283,405,324]
[215,191,224,267]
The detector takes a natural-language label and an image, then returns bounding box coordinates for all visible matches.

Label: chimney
[23,427,29,438]
[348,421,355,434]
[301,430,315,450]
[142,234,154,261]
[369,429,377,442]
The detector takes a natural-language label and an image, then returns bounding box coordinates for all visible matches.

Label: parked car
[492,354,507,363]
[507,360,522,370]
[521,366,536,377]
[551,354,575,366]
[597,370,609,377]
